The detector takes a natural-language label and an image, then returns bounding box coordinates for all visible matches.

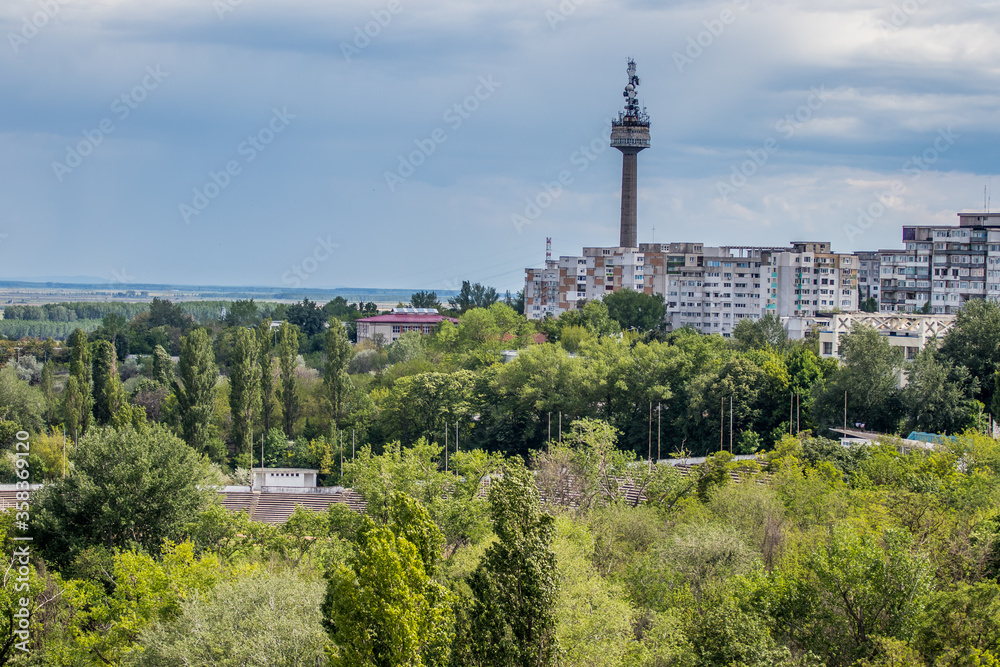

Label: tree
[286,298,326,338]
[33,424,217,567]
[0,366,44,434]
[448,281,499,313]
[40,360,56,424]
[410,291,440,309]
[903,345,978,434]
[732,313,787,350]
[228,327,260,454]
[258,321,277,434]
[813,323,903,433]
[64,328,93,436]
[602,288,667,332]
[277,321,300,437]
[148,297,190,329]
[323,492,454,666]
[95,312,130,360]
[940,299,1000,414]
[762,524,932,666]
[175,328,219,457]
[860,297,879,313]
[462,462,558,666]
[223,299,260,328]
[135,571,330,666]
[152,344,173,386]
[324,322,352,422]
[91,339,124,425]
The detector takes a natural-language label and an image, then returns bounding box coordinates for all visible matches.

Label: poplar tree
[92,339,124,425]
[462,462,559,666]
[175,328,218,455]
[324,322,352,422]
[276,322,299,438]
[63,328,93,438]
[257,321,277,434]
[228,327,260,453]
[152,344,174,386]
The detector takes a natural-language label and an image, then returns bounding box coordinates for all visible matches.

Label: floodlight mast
[610,58,650,249]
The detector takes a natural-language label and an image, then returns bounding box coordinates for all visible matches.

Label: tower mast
[610,59,650,249]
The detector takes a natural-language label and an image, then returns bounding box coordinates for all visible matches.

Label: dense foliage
[1,296,1000,664]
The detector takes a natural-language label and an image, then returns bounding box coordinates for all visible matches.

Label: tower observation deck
[610,59,650,249]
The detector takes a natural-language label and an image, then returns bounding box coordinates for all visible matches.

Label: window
[392,325,401,333]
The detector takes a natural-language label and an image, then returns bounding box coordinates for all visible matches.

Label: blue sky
[2,0,998,292]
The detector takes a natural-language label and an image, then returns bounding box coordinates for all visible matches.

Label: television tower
[610,59,650,249]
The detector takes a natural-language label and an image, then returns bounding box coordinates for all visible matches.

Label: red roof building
[356,308,457,344]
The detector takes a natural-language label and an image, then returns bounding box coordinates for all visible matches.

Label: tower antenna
[610,58,650,249]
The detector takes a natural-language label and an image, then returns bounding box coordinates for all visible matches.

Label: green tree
[324,322,352,422]
[813,323,904,433]
[152,344,174,386]
[175,328,219,457]
[410,291,440,309]
[448,281,499,313]
[92,339,124,425]
[33,424,217,567]
[276,322,300,437]
[940,299,1000,414]
[223,298,261,328]
[64,328,93,436]
[148,297,191,329]
[732,313,787,350]
[323,492,454,666]
[96,312,130,360]
[228,327,260,454]
[762,524,932,666]
[135,571,330,666]
[0,366,44,434]
[602,288,667,332]
[40,360,56,425]
[462,463,558,666]
[258,321,277,434]
[286,298,326,338]
[903,345,978,434]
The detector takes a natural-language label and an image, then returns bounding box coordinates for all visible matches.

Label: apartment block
[525,240,859,337]
[879,212,1000,314]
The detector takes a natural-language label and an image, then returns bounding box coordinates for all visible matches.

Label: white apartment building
[525,246,656,318]
[524,240,859,336]
[879,212,1000,314]
[765,242,859,318]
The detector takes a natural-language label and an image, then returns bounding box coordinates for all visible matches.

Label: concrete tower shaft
[610,59,650,249]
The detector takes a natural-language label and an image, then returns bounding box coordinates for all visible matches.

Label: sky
[1,0,999,292]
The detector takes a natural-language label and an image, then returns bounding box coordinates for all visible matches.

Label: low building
[251,468,319,490]
[808,312,955,359]
[355,308,458,344]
